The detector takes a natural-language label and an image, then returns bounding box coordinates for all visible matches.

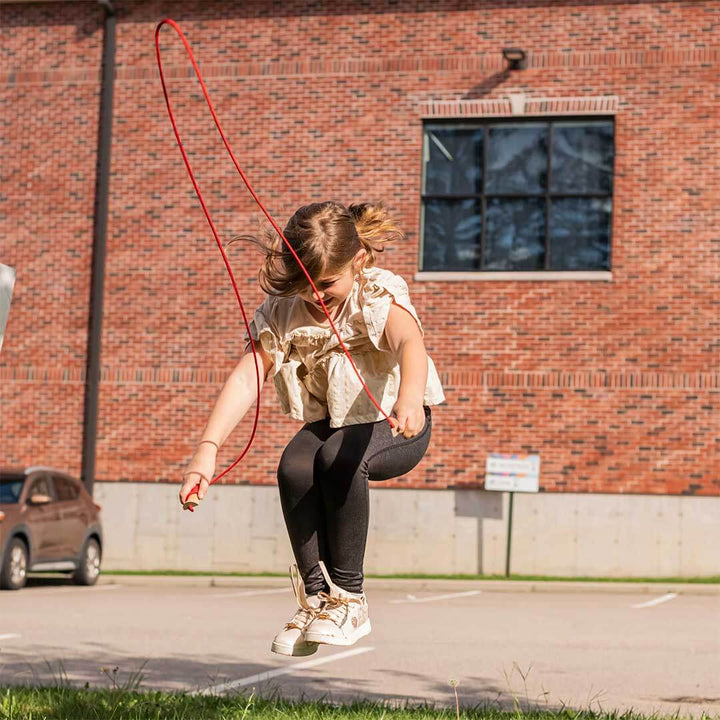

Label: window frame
[419,114,616,275]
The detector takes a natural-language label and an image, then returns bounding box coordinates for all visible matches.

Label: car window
[0,473,25,503]
[27,475,52,499]
[53,475,80,502]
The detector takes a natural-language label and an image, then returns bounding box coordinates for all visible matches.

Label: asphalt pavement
[0,574,718,718]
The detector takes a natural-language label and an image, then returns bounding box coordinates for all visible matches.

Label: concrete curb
[98,574,720,595]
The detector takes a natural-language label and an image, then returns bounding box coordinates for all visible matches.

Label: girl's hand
[390,396,426,439]
[179,443,217,510]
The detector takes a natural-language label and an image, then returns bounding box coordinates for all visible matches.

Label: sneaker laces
[284,563,323,631]
[315,590,361,626]
[313,560,364,626]
[284,604,320,631]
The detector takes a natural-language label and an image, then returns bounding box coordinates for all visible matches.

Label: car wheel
[0,537,29,591]
[72,538,101,586]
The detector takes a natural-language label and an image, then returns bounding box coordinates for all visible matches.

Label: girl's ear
[354,248,367,270]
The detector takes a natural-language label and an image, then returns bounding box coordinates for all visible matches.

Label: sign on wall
[485,453,540,493]
[0,263,16,353]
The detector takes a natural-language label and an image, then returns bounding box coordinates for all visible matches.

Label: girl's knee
[277,447,309,489]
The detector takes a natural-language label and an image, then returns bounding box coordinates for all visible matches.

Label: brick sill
[414,271,612,282]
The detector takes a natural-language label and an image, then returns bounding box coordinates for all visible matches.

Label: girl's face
[298,249,366,310]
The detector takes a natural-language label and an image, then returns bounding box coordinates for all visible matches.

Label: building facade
[2,0,718,575]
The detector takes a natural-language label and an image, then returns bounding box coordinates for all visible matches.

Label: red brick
[1,1,718,496]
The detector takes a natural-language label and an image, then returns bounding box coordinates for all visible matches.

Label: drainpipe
[81,0,116,497]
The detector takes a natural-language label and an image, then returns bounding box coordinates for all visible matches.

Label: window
[53,475,80,502]
[27,475,52,500]
[420,118,614,272]
[0,472,25,504]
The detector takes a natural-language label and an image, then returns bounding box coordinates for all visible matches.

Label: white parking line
[631,593,678,609]
[20,585,120,596]
[390,590,482,604]
[0,634,21,640]
[205,589,288,599]
[194,646,374,696]
[35,584,120,595]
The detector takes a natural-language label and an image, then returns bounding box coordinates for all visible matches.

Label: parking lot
[1,575,718,718]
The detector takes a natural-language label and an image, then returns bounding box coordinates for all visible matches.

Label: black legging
[277,405,432,595]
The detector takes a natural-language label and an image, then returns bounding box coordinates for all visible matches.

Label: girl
[179,201,445,656]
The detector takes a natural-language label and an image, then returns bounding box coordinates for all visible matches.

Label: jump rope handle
[181,471,210,512]
[183,493,200,511]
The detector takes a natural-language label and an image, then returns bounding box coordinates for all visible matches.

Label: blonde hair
[227,200,404,297]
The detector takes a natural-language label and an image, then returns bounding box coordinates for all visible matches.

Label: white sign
[485,453,540,493]
[0,263,15,353]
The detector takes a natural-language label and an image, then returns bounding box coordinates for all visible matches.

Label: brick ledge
[0,365,717,389]
[2,47,717,86]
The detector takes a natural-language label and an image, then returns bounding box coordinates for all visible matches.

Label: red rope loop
[155,19,394,510]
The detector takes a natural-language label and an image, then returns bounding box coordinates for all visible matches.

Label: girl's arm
[198,342,274,448]
[383,302,428,437]
[179,343,273,506]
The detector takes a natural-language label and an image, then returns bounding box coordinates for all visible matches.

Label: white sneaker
[303,560,371,647]
[271,563,324,656]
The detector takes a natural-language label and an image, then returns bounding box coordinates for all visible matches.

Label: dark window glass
[486,123,548,194]
[28,475,51,499]
[421,118,614,272]
[422,198,482,271]
[0,474,25,504]
[551,121,614,194]
[550,198,612,270]
[423,127,483,195]
[485,198,546,270]
[53,476,80,502]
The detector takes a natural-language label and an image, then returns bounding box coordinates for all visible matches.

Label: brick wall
[1,1,718,495]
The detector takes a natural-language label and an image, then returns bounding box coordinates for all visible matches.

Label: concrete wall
[95,483,720,578]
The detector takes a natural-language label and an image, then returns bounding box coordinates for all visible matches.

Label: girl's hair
[226,200,404,297]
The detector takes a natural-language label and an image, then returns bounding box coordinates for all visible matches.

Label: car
[0,466,103,590]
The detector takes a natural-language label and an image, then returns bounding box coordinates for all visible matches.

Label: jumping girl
[178,200,445,656]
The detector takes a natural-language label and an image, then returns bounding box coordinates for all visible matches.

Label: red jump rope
[155,19,396,511]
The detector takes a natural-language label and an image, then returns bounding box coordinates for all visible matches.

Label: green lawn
[1,686,708,720]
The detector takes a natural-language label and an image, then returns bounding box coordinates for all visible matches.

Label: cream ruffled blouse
[244,265,446,428]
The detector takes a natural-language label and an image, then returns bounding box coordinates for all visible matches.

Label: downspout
[81,0,116,496]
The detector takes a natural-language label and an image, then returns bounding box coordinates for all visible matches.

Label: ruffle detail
[361,267,424,351]
[244,298,287,378]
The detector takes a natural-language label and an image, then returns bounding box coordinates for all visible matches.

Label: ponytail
[348,202,405,270]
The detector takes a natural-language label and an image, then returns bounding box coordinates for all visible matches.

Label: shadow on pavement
[0,647,575,714]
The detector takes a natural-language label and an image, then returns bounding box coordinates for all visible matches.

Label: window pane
[486,123,548,194]
[551,121,614,194]
[0,474,24,504]
[423,125,483,195]
[29,476,51,498]
[421,198,482,270]
[550,198,611,270]
[484,198,546,270]
[54,476,79,502]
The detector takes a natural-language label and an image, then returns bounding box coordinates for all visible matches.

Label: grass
[1,661,715,720]
[101,570,720,584]
[2,686,714,720]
